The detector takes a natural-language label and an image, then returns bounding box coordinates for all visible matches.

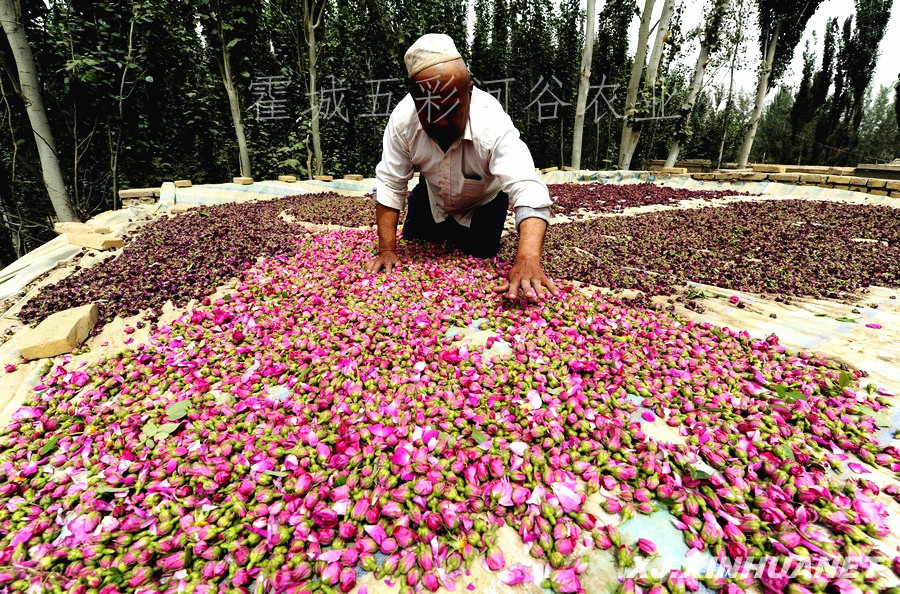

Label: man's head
[404,34,474,148]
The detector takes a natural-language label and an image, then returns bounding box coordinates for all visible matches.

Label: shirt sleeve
[374,110,413,211]
[488,126,553,226]
[514,205,551,227]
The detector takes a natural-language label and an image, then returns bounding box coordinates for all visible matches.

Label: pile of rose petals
[514,200,900,298]
[547,183,756,217]
[18,193,374,332]
[2,229,898,593]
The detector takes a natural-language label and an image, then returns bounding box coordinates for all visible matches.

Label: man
[366,33,558,300]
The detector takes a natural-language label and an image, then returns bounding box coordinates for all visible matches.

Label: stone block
[66,233,125,251]
[891,190,900,198]
[849,186,868,193]
[660,167,688,174]
[313,175,333,182]
[118,187,158,199]
[866,178,888,188]
[232,177,254,185]
[540,167,559,173]
[174,180,192,188]
[734,172,768,181]
[121,199,140,208]
[278,175,297,183]
[752,164,786,173]
[848,176,868,186]
[139,196,156,204]
[871,189,889,196]
[769,173,801,183]
[54,222,112,235]
[343,174,364,181]
[691,173,717,181]
[886,181,900,191]
[19,304,98,360]
[561,166,574,171]
[827,175,854,185]
[799,173,827,184]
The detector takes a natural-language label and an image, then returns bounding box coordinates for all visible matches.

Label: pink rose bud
[637,538,657,556]
[160,551,186,571]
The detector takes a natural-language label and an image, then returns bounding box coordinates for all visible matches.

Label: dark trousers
[402,179,509,258]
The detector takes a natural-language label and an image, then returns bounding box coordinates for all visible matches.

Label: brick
[769,173,801,183]
[66,233,125,251]
[19,304,98,360]
[540,167,559,173]
[232,177,254,185]
[54,222,112,235]
[691,173,717,181]
[343,174,364,181]
[870,189,889,196]
[752,164,786,173]
[278,175,297,183]
[886,181,900,191]
[118,187,158,199]
[313,175,333,182]
[827,175,854,185]
[174,180,192,188]
[735,173,768,181]
[799,173,827,184]
[660,167,688,174]
[866,178,888,188]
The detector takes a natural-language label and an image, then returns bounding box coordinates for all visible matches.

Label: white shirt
[374,87,552,228]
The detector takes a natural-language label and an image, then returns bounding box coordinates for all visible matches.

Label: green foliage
[895,74,900,140]
[752,86,793,162]
[755,0,824,85]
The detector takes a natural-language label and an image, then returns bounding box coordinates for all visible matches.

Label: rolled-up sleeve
[374,112,413,210]
[488,127,552,228]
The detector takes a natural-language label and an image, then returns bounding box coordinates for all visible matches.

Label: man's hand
[494,256,558,299]
[366,250,401,274]
[493,217,558,300]
[367,203,401,274]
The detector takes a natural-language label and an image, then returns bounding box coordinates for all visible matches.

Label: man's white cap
[404,34,462,78]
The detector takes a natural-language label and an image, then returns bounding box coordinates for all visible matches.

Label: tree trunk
[110,16,136,211]
[215,12,251,179]
[618,0,657,170]
[0,0,78,222]
[736,22,780,169]
[622,0,675,169]
[571,0,596,171]
[305,1,324,178]
[665,42,711,167]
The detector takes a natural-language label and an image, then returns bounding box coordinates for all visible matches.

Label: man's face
[409,61,473,148]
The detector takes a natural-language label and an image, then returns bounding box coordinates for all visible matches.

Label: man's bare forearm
[515,217,547,262]
[375,203,400,252]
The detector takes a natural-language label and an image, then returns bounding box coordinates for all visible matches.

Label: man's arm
[366,204,401,273]
[368,99,413,273]
[493,217,558,299]
[485,120,557,299]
